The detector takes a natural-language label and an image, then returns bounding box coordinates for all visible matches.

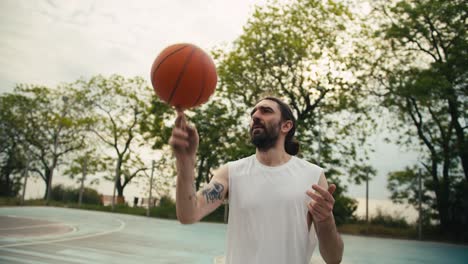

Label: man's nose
[251,115,261,124]
[251,110,262,120]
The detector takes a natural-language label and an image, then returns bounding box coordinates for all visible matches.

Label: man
[169,96,343,264]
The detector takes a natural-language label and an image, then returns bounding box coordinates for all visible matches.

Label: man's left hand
[306,184,336,223]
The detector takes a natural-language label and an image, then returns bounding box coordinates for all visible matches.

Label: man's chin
[251,135,267,146]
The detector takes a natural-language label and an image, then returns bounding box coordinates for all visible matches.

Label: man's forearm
[175,157,198,224]
[315,215,343,263]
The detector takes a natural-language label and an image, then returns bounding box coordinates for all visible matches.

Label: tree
[146,94,251,191]
[140,153,175,210]
[190,100,252,190]
[76,75,159,204]
[214,0,376,221]
[63,148,107,205]
[8,84,92,202]
[387,167,434,226]
[0,93,29,197]
[371,0,467,238]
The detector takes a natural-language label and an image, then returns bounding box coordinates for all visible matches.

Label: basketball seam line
[152,45,188,78]
[168,47,196,105]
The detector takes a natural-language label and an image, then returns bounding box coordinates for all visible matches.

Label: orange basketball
[150,43,217,109]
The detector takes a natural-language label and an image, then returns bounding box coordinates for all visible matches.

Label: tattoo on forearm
[202,182,224,203]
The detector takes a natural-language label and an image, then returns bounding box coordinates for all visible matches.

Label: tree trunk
[2,148,16,197]
[42,167,51,200]
[448,99,468,182]
[428,158,449,229]
[46,157,58,204]
[205,161,212,183]
[112,158,122,210]
[3,160,12,197]
[116,163,124,202]
[3,169,11,196]
[116,183,124,198]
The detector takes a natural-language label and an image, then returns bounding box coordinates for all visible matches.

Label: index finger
[312,184,334,201]
[175,110,186,129]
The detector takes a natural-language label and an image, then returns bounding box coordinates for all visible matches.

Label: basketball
[150,43,217,109]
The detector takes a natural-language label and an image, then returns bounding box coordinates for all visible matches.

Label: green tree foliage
[0,93,29,196]
[371,0,467,239]
[140,95,173,150]
[387,167,435,226]
[140,154,175,201]
[4,84,92,202]
[146,97,250,192]
[190,100,253,190]
[63,149,106,185]
[333,184,358,225]
[75,75,161,199]
[214,0,376,222]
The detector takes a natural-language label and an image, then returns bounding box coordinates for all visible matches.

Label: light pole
[111,159,120,211]
[147,160,155,217]
[366,170,369,235]
[418,168,422,240]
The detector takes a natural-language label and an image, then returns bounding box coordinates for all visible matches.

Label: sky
[0,0,420,219]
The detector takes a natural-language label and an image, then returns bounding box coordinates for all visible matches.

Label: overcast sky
[0,0,420,212]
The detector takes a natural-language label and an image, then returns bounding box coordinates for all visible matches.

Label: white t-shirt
[225,155,323,264]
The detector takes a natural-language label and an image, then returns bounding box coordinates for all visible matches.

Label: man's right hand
[169,110,199,161]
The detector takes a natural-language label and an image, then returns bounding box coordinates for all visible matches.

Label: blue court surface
[0,207,467,264]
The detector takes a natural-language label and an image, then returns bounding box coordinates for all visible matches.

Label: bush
[0,196,21,206]
[80,188,101,204]
[334,194,358,226]
[202,203,226,223]
[51,184,101,205]
[151,195,177,219]
[370,208,409,228]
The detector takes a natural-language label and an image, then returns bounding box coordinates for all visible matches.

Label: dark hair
[260,96,300,155]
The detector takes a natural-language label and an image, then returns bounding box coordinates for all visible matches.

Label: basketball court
[0,206,226,264]
[2,207,466,264]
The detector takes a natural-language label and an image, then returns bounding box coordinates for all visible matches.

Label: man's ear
[281,120,293,133]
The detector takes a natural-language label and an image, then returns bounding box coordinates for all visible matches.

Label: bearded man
[169,96,344,264]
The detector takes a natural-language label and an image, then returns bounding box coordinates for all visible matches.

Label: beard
[250,120,280,151]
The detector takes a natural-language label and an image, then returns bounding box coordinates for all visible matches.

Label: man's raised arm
[169,111,228,224]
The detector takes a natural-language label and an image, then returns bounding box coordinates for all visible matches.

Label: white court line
[0,223,78,239]
[0,254,49,264]
[53,242,135,257]
[0,247,86,264]
[0,223,68,231]
[0,218,125,248]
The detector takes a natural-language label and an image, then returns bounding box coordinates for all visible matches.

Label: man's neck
[255,147,291,167]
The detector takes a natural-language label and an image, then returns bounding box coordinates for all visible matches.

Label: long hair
[260,96,300,155]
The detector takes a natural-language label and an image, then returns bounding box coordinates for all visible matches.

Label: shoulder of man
[227,154,255,167]
[293,156,323,171]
